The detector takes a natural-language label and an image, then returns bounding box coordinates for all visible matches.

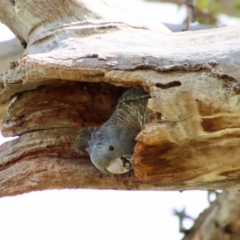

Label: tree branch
[0,0,240,196]
[183,191,240,240]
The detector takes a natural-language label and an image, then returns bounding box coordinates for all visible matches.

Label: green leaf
[235,0,240,10]
[196,0,210,10]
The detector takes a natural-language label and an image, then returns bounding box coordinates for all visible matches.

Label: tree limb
[0,0,240,196]
[182,191,240,240]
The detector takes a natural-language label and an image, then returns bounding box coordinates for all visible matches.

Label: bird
[76,88,150,174]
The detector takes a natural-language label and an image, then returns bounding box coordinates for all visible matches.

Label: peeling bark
[0,0,240,196]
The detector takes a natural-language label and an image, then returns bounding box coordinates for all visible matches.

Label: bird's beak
[106,158,131,174]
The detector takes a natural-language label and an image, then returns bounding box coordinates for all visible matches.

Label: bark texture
[0,38,23,120]
[0,0,240,196]
[183,191,240,240]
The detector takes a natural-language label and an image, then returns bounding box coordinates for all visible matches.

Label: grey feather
[76,88,150,174]
[76,127,98,153]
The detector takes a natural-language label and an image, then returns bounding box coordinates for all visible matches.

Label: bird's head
[87,125,136,174]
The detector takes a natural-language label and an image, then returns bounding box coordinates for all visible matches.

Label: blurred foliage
[235,0,240,9]
[195,0,240,24]
[145,0,240,25]
[195,0,219,24]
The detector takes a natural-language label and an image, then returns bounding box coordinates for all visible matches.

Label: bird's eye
[109,146,114,151]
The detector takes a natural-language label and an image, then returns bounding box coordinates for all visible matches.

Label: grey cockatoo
[76,88,150,174]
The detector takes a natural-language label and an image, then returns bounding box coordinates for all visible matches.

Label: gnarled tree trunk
[0,0,240,197]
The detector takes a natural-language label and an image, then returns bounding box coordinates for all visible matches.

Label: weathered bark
[0,38,23,120]
[0,0,240,196]
[183,191,240,240]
